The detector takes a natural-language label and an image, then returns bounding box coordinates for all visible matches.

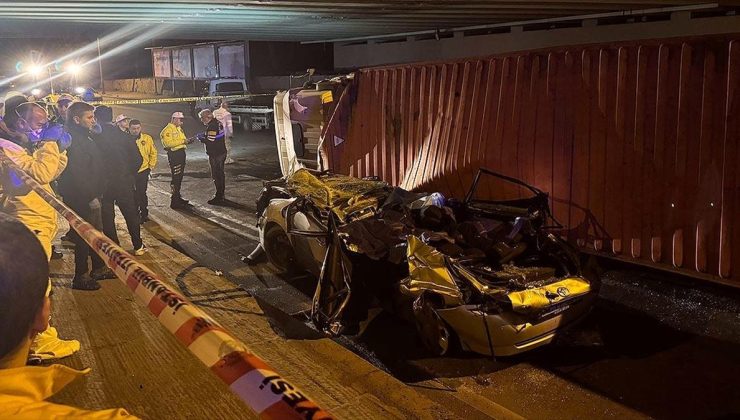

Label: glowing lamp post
[66,63,82,88]
[26,63,55,95]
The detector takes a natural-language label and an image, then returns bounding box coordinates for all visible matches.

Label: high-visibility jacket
[136,133,158,172]
[159,123,187,152]
[0,139,67,258]
[0,364,136,419]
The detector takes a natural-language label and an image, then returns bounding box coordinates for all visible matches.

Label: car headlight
[75,87,85,94]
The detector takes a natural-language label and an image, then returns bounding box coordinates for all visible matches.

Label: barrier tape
[82,93,274,106]
[0,150,332,420]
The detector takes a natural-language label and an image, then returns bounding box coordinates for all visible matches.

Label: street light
[28,65,43,76]
[66,63,83,89]
[66,63,82,76]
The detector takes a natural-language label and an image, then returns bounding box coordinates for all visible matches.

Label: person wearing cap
[0,95,30,144]
[1,101,82,360]
[160,111,192,209]
[94,107,146,257]
[114,113,131,131]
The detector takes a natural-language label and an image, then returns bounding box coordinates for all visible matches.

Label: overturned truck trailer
[275,35,740,289]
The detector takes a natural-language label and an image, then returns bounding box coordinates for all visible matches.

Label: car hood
[401,235,591,316]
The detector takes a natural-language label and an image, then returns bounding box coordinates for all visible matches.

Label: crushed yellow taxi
[256,168,598,357]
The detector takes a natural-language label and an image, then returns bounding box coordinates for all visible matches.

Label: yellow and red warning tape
[88,94,273,106]
[0,149,331,420]
[41,93,273,106]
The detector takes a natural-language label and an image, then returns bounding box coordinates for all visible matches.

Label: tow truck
[191,78,274,131]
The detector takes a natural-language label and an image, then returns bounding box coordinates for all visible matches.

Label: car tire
[263,223,297,273]
[412,292,458,357]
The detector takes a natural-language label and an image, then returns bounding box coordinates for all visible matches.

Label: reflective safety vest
[159,123,187,152]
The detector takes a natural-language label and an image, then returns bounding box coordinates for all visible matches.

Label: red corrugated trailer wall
[321,36,740,288]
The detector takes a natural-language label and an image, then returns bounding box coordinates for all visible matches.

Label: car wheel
[413,293,457,356]
[263,223,297,273]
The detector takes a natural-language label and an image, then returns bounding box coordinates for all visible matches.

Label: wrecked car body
[256,168,596,357]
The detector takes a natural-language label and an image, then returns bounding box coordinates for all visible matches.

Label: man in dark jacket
[58,102,107,290]
[197,109,227,205]
[93,107,146,256]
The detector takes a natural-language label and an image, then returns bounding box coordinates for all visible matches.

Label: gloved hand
[40,124,72,151]
[196,132,207,143]
[91,123,103,135]
[56,132,72,151]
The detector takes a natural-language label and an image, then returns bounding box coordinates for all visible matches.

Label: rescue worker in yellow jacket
[129,119,156,223]
[0,215,136,419]
[0,101,81,360]
[159,112,192,209]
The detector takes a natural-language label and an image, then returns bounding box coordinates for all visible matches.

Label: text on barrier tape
[85,94,273,106]
[0,150,332,420]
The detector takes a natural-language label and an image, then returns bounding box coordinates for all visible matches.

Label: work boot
[207,196,227,206]
[140,214,150,224]
[72,273,101,291]
[90,267,115,280]
[170,196,191,209]
[30,326,80,361]
[60,233,74,243]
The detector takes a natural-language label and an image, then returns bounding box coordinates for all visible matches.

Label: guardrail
[0,149,332,420]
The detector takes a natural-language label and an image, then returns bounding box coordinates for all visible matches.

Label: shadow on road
[529,299,740,419]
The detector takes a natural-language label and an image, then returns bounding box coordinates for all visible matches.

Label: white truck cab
[192,78,274,131]
[195,78,248,109]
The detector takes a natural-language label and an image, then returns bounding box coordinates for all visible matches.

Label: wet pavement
[100,99,740,419]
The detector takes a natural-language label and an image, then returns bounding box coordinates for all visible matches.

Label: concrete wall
[334,13,740,69]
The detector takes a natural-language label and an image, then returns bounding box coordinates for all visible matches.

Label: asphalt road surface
[104,99,740,419]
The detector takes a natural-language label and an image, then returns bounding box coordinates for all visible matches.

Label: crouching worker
[0,99,81,361]
[0,215,136,418]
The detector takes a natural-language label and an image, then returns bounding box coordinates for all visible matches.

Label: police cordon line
[0,150,332,420]
[84,93,274,106]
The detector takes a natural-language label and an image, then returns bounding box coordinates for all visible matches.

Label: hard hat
[171,112,185,119]
[4,91,25,102]
[114,114,130,123]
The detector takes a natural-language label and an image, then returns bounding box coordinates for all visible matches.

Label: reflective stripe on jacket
[159,123,187,151]
[136,133,158,172]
